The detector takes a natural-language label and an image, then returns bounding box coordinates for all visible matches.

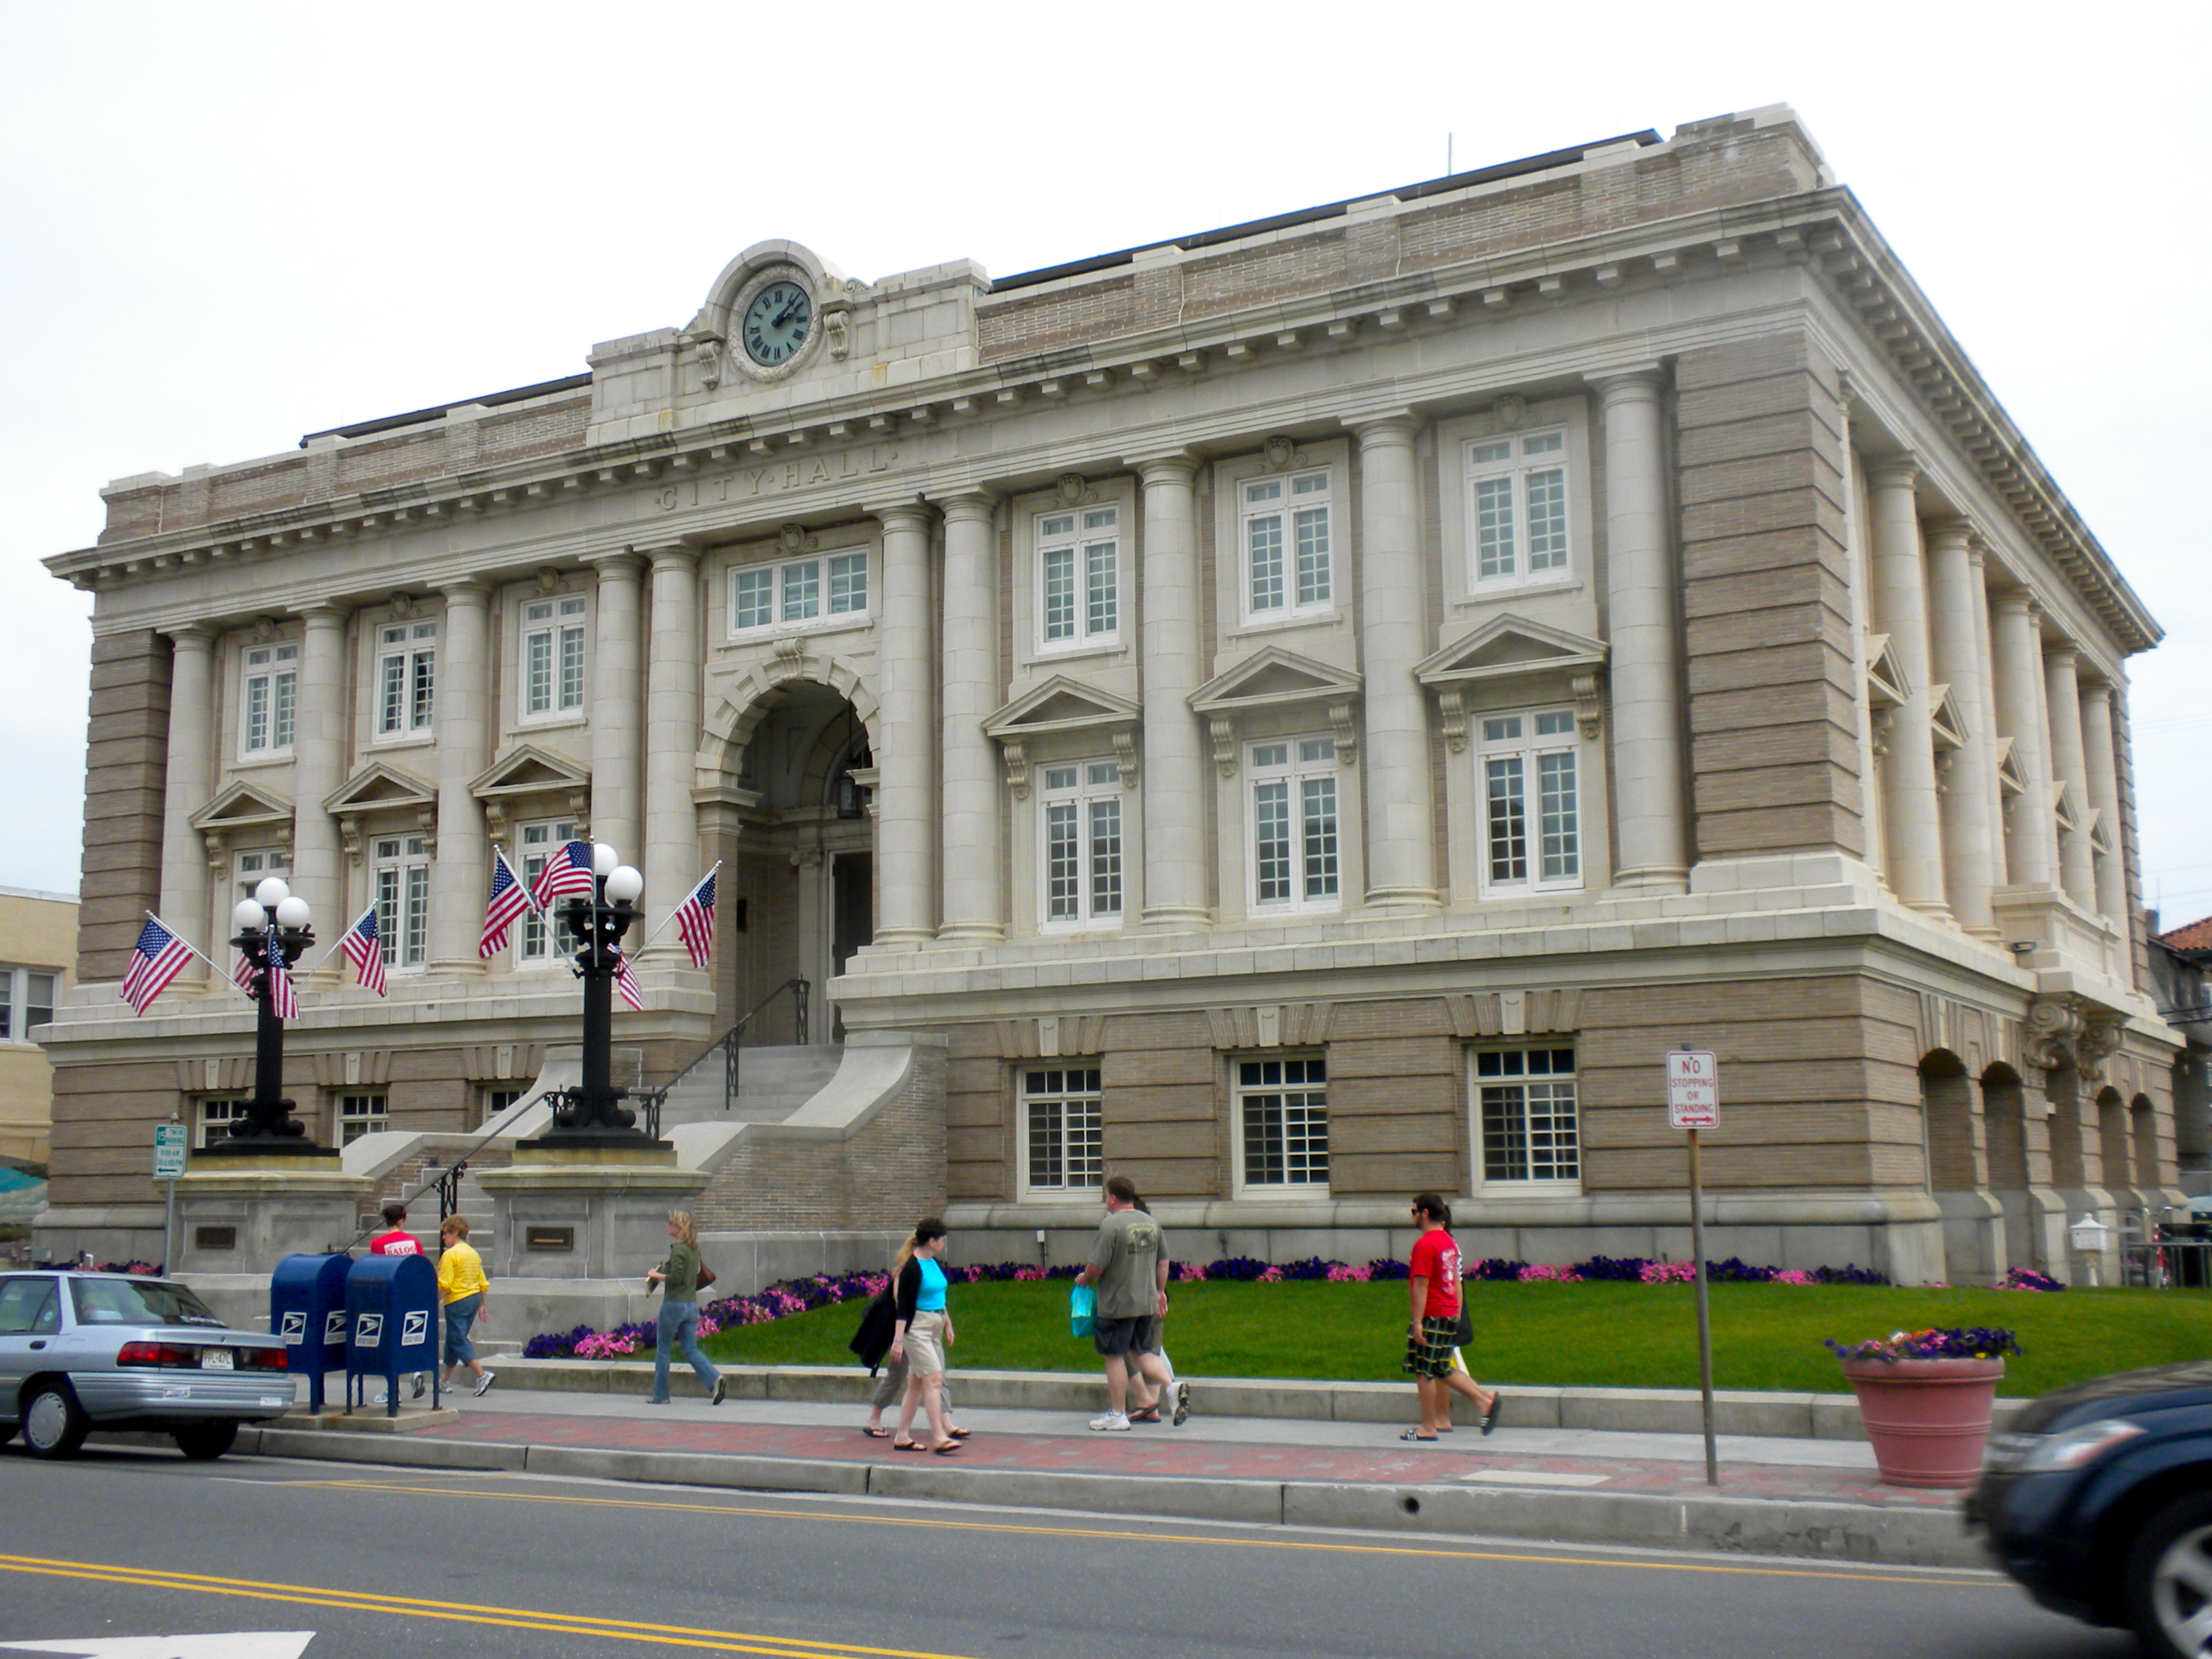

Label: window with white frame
[376,620,438,737]
[521,596,587,718]
[731,551,868,632]
[1237,1056,1328,1190]
[240,643,298,756]
[480,1085,526,1126]
[195,1096,247,1149]
[1040,761,1124,928]
[371,834,431,971]
[336,1092,389,1146]
[1023,1067,1103,1194]
[1467,430,1570,586]
[0,965,57,1043]
[1474,1046,1579,1187]
[1037,508,1119,649]
[1477,709,1582,893]
[1250,738,1341,911]
[235,848,291,900]
[516,817,577,962]
[1242,471,1334,620]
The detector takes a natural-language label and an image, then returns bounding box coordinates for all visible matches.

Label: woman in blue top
[888,1218,961,1454]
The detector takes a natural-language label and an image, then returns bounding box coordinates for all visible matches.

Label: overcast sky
[2,2,2205,923]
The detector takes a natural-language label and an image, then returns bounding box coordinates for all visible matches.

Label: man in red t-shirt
[368,1202,429,1402]
[1402,1192,1501,1441]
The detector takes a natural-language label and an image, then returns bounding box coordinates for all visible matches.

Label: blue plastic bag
[1069,1283,1096,1339]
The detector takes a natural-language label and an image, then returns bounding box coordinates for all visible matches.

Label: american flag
[532,840,596,906]
[339,904,387,997]
[265,941,299,1020]
[672,871,717,969]
[232,949,257,993]
[122,917,195,1015]
[480,849,532,958]
[613,950,643,1013]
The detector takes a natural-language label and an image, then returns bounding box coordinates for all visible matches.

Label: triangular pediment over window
[471,744,593,839]
[984,677,1143,798]
[1187,648,1361,776]
[188,782,292,836]
[2052,778,2078,832]
[1414,616,1606,750]
[1930,683,1966,752]
[1994,735,2026,797]
[324,762,438,817]
[1864,632,1910,709]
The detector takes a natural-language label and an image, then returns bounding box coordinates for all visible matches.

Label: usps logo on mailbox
[324,1309,347,1346]
[354,1313,383,1346]
[401,1309,430,1347]
[279,1309,307,1346]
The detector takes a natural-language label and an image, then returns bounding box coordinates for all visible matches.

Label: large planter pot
[1840,1355,2005,1489]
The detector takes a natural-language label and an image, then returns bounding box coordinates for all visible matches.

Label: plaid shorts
[1404,1313,1459,1379]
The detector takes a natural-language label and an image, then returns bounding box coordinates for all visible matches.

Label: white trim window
[240,643,298,757]
[1237,1055,1328,1191]
[522,596,588,719]
[1467,430,1570,586]
[371,833,431,971]
[1040,761,1124,928]
[480,1085,526,1126]
[1474,1046,1580,1187]
[235,849,290,901]
[1250,738,1341,911]
[517,818,577,962]
[336,1092,389,1146]
[0,965,57,1043]
[1022,1066,1103,1195]
[1038,507,1120,650]
[1242,470,1334,620]
[1478,709,1582,894]
[376,620,438,738]
[731,551,868,632]
[195,1096,248,1149]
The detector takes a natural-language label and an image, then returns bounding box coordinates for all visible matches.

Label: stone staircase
[653,1044,843,1132]
[354,1141,510,1240]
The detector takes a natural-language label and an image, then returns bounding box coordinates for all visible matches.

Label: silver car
[0,1271,295,1460]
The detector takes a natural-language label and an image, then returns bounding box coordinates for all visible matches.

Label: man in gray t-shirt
[1074,1175,1180,1431]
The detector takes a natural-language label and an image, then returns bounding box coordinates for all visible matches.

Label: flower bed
[1826,1326,2024,1363]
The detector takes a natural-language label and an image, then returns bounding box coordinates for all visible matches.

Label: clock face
[741,279,812,367]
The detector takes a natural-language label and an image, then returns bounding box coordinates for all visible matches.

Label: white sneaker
[411,1374,427,1401]
[474,1371,496,1397]
[1089,1410,1132,1432]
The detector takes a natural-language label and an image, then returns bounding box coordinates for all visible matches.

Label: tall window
[518,818,577,961]
[1243,470,1333,619]
[1038,508,1119,648]
[336,1092,389,1146]
[372,834,431,970]
[1250,738,1340,910]
[1478,709,1581,893]
[376,620,438,736]
[1475,1047,1579,1186]
[195,1096,247,1149]
[1024,1067,1103,1193]
[1041,761,1123,928]
[732,552,868,632]
[522,596,587,717]
[241,643,298,756]
[1238,1057,1328,1190]
[0,965,57,1042]
[1467,430,1570,585]
[235,849,290,901]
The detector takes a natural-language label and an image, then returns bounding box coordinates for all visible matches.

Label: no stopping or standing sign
[1666,1050,1719,1129]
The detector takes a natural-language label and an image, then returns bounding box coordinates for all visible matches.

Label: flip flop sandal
[1399,1429,1440,1441]
[932,1443,962,1456]
[1128,1408,1162,1423]
[862,1426,892,1438]
[1479,1394,1506,1437]
[890,1440,926,1451]
[946,1427,972,1440]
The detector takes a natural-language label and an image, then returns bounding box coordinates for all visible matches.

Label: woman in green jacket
[645,1209,726,1407]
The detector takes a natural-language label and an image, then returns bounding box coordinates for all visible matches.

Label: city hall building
[35,107,2183,1292]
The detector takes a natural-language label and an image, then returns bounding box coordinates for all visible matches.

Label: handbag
[696,1262,717,1292]
[1069,1283,1096,1339]
[1453,1306,1474,1347]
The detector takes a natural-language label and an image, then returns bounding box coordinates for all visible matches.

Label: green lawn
[698,1279,2211,1396]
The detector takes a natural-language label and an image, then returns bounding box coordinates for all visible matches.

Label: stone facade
[37,107,2178,1285]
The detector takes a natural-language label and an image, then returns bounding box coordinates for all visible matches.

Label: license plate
[200,1348,235,1371]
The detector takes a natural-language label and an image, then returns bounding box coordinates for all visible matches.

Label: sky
[1,2,2205,920]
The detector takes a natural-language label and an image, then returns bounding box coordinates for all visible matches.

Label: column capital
[1866,456,1922,493]
[582,549,649,577]
[1991,588,2038,618]
[2079,680,2117,707]
[641,544,700,574]
[1341,409,1420,447]
[2044,639,2080,666]
[292,601,348,627]
[933,490,997,525]
[1584,363,1668,401]
[433,576,491,602]
[870,500,936,535]
[1924,518,1976,552]
[1125,450,1202,486]
[160,621,216,649]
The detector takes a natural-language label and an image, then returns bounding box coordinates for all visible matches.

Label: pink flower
[1774,1270,1818,1286]
[1639,1261,1696,1284]
[1518,1264,1582,1283]
[1258,1265,1284,1282]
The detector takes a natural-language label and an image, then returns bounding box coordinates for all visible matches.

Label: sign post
[154,1120,187,1273]
[1666,1046,1720,1488]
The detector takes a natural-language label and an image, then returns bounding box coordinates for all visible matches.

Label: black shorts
[1093,1314,1156,1357]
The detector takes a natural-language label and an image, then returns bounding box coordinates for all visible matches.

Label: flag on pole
[121,918,195,1014]
[480,849,532,958]
[338,904,387,997]
[532,840,596,906]
[265,942,299,1020]
[614,950,643,1013]
[232,950,257,993]
[672,871,717,969]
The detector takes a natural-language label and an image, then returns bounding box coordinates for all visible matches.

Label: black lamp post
[538,844,664,1148]
[207,876,325,1156]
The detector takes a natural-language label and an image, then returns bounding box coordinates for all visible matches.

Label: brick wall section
[945,1024,1007,1203]
[78,629,169,983]
[1327,1002,1460,1197]
[1099,1012,1220,1199]
[1675,334,1864,857]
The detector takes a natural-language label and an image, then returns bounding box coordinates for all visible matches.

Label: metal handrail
[650,978,810,1113]
[342,1090,553,1250]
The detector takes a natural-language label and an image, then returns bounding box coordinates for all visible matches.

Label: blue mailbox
[269,1251,352,1413]
[343,1252,441,1416]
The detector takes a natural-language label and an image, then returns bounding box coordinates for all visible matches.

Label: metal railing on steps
[342,1091,551,1251]
[635,978,810,1118]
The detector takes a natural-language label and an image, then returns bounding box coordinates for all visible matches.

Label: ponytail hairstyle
[893,1216,948,1278]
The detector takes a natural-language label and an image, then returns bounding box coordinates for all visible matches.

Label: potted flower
[1824,1327,2021,1489]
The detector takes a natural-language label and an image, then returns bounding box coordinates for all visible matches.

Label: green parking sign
[153,1122,188,1179]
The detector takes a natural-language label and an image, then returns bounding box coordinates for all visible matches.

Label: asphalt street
[0,1441,2134,1659]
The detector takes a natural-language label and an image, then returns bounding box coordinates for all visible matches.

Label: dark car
[0,1271,293,1460]
[1969,1361,2212,1658]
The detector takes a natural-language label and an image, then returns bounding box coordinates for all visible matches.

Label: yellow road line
[0,1553,975,1659]
[298,1476,1998,1590]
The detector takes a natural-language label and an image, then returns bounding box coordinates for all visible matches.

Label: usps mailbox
[269,1251,351,1413]
[343,1251,441,1416]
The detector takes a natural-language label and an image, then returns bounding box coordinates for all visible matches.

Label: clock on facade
[741,279,813,366]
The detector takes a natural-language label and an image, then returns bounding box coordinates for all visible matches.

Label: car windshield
[67,1277,225,1328]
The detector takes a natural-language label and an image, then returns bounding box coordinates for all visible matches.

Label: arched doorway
[1924,1050,1997,1280]
[1981,1063,2038,1270]
[2097,1087,2132,1197]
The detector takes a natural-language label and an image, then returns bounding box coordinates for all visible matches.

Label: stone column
[157,626,216,983]
[1350,415,1437,909]
[429,580,492,971]
[1969,546,2009,890]
[1591,369,1688,890]
[643,546,702,950]
[873,503,937,945]
[588,552,646,862]
[289,604,348,934]
[1925,522,1997,935]
[2079,683,2128,938]
[2043,645,2096,910]
[937,493,1004,940]
[1867,463,1946,914]
[1990,594,2056,890]
[1133,455,1210,929]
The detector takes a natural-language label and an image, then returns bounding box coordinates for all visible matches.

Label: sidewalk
[235,1363,1994,1572]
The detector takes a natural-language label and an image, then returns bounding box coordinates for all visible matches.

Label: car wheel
[2127,1492,2212,1659]
[21,1383,89,1459]
[172,1421,237,1462]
